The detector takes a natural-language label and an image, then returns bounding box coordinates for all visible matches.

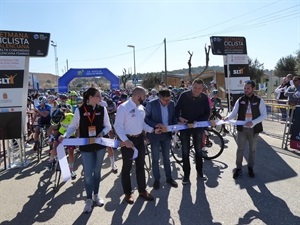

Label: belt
[126,132,143,138]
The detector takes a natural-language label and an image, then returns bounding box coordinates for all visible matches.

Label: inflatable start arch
[58,68,120,93]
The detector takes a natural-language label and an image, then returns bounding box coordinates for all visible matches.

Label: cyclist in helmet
[210,90,229,134]
[47,95,59,113]
[58,94,72,113]
[67,91,78,110]
[47,108,77,179]
[73,96,83,113]
[32,96,52,151]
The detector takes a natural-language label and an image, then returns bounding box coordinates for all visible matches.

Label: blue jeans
[81,148,106,199]
[149,134,172,181]
[180,128,204,178]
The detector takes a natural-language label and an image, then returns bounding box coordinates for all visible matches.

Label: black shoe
[233,168,242,179]
[153,180,160,190]
[197,173,208,181]
[71,171,77,180]
[182,176,190,185]
[248,167,255,178]
[166,179,178,188]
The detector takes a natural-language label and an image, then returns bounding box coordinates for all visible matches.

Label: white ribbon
[166,121,211,132]
[57,137,121,182]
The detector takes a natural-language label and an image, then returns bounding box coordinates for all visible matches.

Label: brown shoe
[124,194,134,204]
[139,191,154,201]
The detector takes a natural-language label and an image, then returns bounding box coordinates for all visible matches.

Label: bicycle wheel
[170,134,183,164]
[210,115,223,133]
[144,141,152,172]
[54,160,61,192]
[38,128,43,162]
[202,128,224,160]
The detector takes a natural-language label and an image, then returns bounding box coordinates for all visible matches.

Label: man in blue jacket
[145,89,178,189]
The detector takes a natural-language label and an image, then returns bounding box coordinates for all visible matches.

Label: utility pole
[51,40,59,76]
[164,38,167,85]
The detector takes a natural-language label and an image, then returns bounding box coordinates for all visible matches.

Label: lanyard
[83,106,96,125]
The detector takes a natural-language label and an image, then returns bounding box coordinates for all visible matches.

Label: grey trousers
[236,128,259,169]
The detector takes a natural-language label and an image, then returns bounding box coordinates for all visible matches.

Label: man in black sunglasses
[224,80,267,179]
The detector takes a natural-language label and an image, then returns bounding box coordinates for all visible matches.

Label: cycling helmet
[212,90,219,95]
[51,109,65,126]
[59,94,68,100]
[76,96,83,103]
[47,95,55,101]
[39,96,47,104]
[69,91,77,97]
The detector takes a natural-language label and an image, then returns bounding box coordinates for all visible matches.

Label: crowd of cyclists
[26,82,226,181]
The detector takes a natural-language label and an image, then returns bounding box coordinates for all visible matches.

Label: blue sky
[0,0,299,76]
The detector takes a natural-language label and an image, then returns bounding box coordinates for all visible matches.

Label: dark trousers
[180,128,204,178]
[121,134,146,195]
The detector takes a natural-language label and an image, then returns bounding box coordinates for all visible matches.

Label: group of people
[26,74,300,214]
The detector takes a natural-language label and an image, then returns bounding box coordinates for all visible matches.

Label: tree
[274,54,297,77]
[295,49,300,75]
[248,58,264,83]
[120,68,131,89]
[192,44,211,81]
[142,73,160,89]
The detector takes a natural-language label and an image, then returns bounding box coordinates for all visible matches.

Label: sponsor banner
[0,89,23,107]
[225,54,248,65]
[0,107,22,112]
[0,111,22,139]
[225,77,250,90]
[0,30,50,57]
[0,56,25,69]
[0,70,24,88]
[229,64,249,77]
[210,36,247,55]
[290,107,300,150]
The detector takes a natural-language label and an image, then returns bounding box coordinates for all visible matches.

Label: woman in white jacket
[274,77,290,121]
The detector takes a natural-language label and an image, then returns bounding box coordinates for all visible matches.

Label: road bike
[170,127,224,164]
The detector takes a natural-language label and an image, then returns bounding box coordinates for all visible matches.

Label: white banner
[0,89,23,107]
[0,56,25,70]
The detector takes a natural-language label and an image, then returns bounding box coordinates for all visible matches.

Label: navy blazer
[144,98,177,139]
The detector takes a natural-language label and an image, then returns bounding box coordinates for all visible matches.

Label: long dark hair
[83,87,99,105]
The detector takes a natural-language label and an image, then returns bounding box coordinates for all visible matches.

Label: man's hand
[124,139,134,149]
[178,117,188,124]
[245,121,253,127]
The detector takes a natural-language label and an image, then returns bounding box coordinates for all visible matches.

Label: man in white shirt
[114,87,161,204]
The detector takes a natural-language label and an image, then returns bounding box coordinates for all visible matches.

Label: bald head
[132,86,146,96]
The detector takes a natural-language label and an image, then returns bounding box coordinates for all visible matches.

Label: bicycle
[170,126,224,163]
[144,139,152,172]
[209,107,229,134]
[37,125,49,162]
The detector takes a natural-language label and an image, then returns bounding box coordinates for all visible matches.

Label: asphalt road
[0,133,299,225]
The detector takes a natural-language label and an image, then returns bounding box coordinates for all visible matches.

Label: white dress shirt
[64,105,111,138]
[114,98,153,142]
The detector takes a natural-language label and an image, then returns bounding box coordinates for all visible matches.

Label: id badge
[245,113,252,121]
[88,126,96,137]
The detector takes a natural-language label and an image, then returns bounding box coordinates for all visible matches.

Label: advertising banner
[0,89,23,107]
[290,107,300,150]
[0,30,50,57]
[229,64,250,77]
[0,112,22,139]
[0,70,24,88]
[210,36,247,55]
[0,56,25,69]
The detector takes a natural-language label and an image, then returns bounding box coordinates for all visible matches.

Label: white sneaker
[92,194,104,206]
[25,143,32,149]
[83,199,93,213]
